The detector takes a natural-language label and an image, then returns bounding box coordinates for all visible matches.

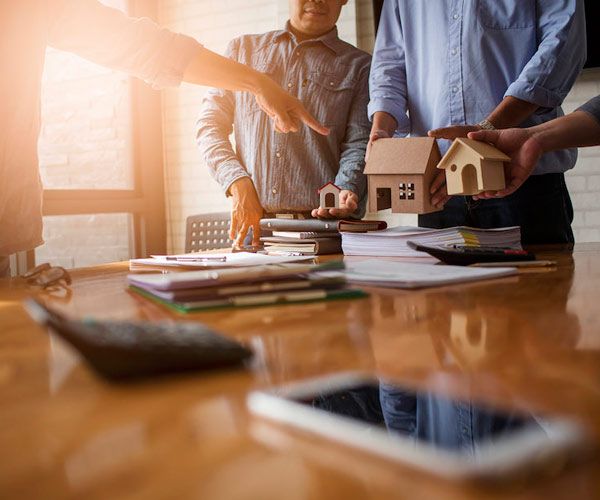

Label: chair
[185,212,232,253]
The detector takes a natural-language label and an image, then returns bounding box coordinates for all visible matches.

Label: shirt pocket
[303,69,356,128]
[477,0,536,30]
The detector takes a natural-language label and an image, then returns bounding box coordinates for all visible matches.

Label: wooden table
[1,245,600,499]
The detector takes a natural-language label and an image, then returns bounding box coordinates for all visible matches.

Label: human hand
[467,129,543,199]
[229,177,264,248]
[365,129,391,161]
[428,125,480,140]
[255,74,329,136]
[311,190,359,219]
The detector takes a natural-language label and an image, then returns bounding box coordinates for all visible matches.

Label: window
[399,182,415,200]
[20,0,167,273]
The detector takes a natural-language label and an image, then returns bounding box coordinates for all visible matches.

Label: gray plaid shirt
[196,23,371,215]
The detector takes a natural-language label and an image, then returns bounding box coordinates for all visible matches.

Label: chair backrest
[185,212,232,253]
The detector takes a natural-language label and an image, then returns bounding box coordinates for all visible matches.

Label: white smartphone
[247,372,593,482]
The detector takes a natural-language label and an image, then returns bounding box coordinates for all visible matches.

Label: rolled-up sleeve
[505,0,586,109]
[367,0,410,133]
[577,95,600,125]
[48,0,202,89]
[195,38,250,194]
[335,63,370,216]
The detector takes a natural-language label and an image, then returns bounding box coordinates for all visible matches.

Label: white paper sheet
[130,252,314,270]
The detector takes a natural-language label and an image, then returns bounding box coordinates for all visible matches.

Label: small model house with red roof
[318,182,341,209]
[364,137,442,214]
[437,138,510,196]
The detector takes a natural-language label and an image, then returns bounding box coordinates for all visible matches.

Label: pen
[470,260,557,268]
[165,256,227,262]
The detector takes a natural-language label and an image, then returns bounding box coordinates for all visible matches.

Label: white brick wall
[39,0,133,190]
[158,2,600,250]
[35,0,133,267]
[563,68,600,242]
[36,214,132,268]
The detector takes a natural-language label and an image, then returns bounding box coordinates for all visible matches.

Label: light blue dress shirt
[368,0,586,175]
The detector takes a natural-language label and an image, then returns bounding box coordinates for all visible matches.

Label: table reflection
[312,381,539,455]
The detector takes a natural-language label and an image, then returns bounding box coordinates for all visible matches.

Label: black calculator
[407,241,535,266]
[23,299,253,381]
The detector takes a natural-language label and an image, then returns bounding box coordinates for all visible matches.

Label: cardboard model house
[318,182,341,209]
[437,138,510,196]
[364,137,442,214]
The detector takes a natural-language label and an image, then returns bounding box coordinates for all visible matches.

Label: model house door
[325,192,335,207]
[376,187,392,211]
[461,164,479,194]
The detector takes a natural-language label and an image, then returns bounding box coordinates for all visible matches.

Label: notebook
[260,218,387,233]
[343,259,518,289]
[260,236,342,255]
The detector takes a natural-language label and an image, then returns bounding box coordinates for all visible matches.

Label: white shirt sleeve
[47,0,202,89]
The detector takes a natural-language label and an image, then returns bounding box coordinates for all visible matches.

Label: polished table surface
[1,245,600,499]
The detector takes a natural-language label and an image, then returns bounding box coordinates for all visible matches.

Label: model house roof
[318,181,341,193]
[364,137,440,175]
[437,138,510,169]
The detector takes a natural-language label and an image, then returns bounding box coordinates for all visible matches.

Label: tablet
[247,372,593,481]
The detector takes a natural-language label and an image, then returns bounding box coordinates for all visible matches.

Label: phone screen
[289,381,545,455]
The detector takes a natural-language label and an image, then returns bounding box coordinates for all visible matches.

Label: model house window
[399,182,415,200]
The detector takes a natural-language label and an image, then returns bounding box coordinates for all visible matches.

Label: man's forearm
[485,96,539,129]
[334,168,365,201]
[183,46,267,94]
[531,111,600,152]
[371,111,399,137]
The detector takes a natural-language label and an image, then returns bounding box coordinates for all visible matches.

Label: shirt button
[272,188,277,195]
[287,82,293,88]
[275,152,281,158]
[452,86,458,93]
[451,48,458,56]
[453,13,459,20]
[329,81,335,87]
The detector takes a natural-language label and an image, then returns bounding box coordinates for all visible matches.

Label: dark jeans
[419,173,574,245]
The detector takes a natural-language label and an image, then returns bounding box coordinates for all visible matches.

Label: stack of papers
[343,259,518,289]
[341,226,522,257]
[127,262,365,313]
[129,252,314,271]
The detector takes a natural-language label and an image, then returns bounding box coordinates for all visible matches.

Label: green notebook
[129,285,367,313]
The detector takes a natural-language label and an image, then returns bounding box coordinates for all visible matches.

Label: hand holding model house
[364,137,512,215]
[312,182,359,219]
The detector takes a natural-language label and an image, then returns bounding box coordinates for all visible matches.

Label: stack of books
[260,218,387,256]
[127,262,365,313]
[341,226,522,257]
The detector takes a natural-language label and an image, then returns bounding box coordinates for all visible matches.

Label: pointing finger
[295,105,329,136]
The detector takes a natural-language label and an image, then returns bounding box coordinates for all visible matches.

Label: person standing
[368,0,586,244]
[196,0,371,247]
[0,0,327,277]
